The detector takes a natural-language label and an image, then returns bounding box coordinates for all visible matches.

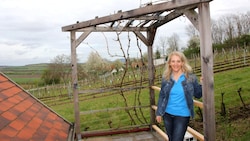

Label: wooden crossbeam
[62,0,211,31]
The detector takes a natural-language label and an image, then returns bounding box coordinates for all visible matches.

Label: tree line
[41,53,125,85]
[156,11,250,58]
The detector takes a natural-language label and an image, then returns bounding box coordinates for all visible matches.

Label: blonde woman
[156,51,202,141]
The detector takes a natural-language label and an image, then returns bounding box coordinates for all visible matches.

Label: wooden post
[70,31,81,140]
[198,2,216,141]
[134,28,157,128]
[147,28,157,128]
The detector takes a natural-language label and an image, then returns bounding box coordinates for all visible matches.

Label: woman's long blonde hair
[163,51,192,80]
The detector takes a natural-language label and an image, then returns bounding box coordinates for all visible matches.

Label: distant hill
[0,63,49,75]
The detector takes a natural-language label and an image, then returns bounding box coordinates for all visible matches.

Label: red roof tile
[0,72,74,141]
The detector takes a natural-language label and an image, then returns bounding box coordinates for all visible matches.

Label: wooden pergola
[62,0,215,140]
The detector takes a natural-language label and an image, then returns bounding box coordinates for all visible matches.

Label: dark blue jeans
[163,113,190,141]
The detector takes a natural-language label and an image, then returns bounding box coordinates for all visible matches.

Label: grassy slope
[49,66,250,140]
[214,67,250,141]
[1,61,250,140]
[0,63,48,88]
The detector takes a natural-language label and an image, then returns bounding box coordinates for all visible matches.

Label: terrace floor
[83,131,165,141]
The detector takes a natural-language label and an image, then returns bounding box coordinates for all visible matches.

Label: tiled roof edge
[0,72,73,126]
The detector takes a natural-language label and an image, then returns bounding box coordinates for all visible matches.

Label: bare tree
[187,36,200,49]
[239,12,250,35]
[41,54,71,84]
[220,14,237,41]
[232,12,250,37]
[210,12,250,44]
[166,33,180,54]
[156,35,168,57]
[212,12,250,44]
[185,24,199,37]
[51,54,71,83]
[232,14,243,36]
[85,51,110,77]
[211,20,224,44]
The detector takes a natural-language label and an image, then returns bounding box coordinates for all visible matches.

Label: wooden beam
[147,28,157,128]
[198,2,216,141]
[62,0,211,31]
[151,85,161,91]
[80,105,149,115]
[132,15,164,21]
[125,20,134,27]
[150,9,183,28]
[78,26,148,32]
[75,31,91,47]
[152,125,169,140]
[150,4,197,28]
[148,28,157,46]
[151,105,157,111]
[110,21,115,27]
[133,31,149,46]
[70,31,81,140]
[184,9,199,30]
[187,127,204,141]
[138,11,164,27]
[194,99,203,109]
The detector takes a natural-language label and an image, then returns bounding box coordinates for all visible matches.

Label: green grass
[11,77,41,84]
[216,117,250,141]
[0,63,48,87]
[49,66,250,140]
[51,89,152,130]
[214,67,250,109]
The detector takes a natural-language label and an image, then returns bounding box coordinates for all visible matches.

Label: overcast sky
[0,0,249,66]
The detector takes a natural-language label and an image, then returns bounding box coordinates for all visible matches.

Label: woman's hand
[156,116,162,123]
[200,76,203,84]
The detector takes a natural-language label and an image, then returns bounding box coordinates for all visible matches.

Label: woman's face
[169,55,183,73]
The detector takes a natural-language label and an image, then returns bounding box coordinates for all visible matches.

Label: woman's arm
[193,75,202,98]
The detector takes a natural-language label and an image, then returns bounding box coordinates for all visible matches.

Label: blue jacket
[156,73,202,118]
